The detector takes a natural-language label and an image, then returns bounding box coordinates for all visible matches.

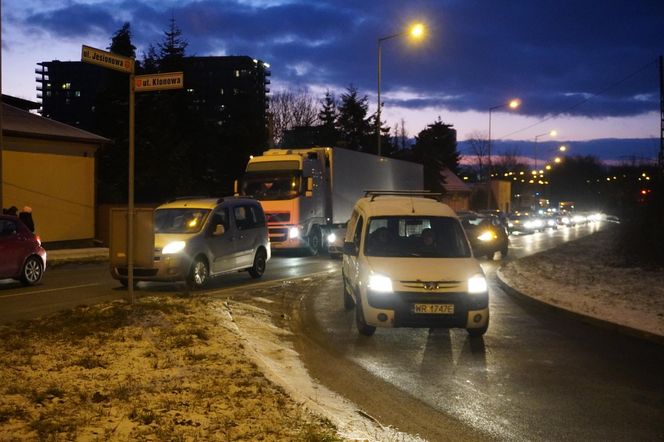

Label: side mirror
[305,177,313,197]
[343,241,358,256]
[233,180,239,196]
[213,224,226,236]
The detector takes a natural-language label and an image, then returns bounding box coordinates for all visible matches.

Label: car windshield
[154,208,210,234]
[241,171,302,200]
[364,216,471,258]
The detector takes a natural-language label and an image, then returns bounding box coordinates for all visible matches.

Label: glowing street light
[377,22,426,157]
[554,157,562,163]
[559,145,567,152]
[487,98,520,208]
[534,130,557,170]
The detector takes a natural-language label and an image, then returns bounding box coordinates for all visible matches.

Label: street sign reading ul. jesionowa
[81,45,134,73]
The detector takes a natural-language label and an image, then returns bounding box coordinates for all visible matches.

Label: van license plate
[413,303,454,314]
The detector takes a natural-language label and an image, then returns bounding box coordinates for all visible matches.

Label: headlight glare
[368,274,393,293]
[327,233,337,244]
[477,231,495,242]
[162,241,186,254]
[468,275,488,294]
[289,227,301,239]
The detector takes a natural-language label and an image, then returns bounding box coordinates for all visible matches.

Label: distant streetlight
[533,130,557,170]
[377,22,426,157]
[559,145,567,152]
[487,98,520,208]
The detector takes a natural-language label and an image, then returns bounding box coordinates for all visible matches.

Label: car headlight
[368,274,393,293]
[477,231,495,242]
[327,233,337,244]
[468,275,488,294]
[289,227,301,239]
[508,222,514,227]
[162,241,186,254]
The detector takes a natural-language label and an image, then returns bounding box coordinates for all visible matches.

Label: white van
[342,191,489,337]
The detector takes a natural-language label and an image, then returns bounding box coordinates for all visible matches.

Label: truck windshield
[364,216,471,258]
[154,209,210,234]
[242,171,302,200]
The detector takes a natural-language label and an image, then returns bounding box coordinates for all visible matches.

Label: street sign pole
[128,73,135,303]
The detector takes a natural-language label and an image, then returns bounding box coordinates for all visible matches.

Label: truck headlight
[368,274,393,293]
[477,231,495,242]
[468,275,488,294]
[327,233,337,244]
[162,241,186,254]
[289,227,301,239]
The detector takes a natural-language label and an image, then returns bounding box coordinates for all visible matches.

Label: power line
[498,58,659,140]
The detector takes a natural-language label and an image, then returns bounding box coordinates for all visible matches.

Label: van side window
[353,216,364,249]
[235,205,261,230]
[211,208,229,232]
[249,205,265,228]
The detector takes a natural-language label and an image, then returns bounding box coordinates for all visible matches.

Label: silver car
[112,197,270,289]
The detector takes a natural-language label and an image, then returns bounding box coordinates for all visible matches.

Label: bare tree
[494,146,525,174]
[268,89,319,146]
[467,130,489,179]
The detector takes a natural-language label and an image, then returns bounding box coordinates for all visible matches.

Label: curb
[47,249,109,268]
[495,267,664,346]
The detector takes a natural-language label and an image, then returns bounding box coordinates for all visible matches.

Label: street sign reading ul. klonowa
[81,45,134,73]
[134,72,184,92]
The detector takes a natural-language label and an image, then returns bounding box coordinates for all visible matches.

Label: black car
[459,213,509,260]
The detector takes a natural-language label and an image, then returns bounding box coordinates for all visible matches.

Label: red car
[0,215,46,286]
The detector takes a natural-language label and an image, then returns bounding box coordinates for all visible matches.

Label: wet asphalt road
[2,224,662,440]
[291,223,664,441]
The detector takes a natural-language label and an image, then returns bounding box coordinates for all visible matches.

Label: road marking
[0,283,101,299]
[205,269,339,297]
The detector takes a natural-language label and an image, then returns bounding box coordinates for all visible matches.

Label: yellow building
[1,99,107,243]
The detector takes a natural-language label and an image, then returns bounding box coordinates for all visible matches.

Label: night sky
[2,0,663,160]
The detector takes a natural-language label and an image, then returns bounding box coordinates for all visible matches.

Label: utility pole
[0,0,4,210]
[659,55,663,174]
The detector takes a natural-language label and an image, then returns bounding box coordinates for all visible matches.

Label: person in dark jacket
[18,206,35,233]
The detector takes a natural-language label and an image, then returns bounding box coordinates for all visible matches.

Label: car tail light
[35,235,42,246]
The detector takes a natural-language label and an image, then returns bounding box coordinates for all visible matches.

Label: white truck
[237,147,423,255]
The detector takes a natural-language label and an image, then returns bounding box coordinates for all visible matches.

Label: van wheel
[119,279,138,289]
[343,280,355,310]
[355,300,376,336]
[20,256,43,286]
[467,325,488,337]
[249,249,267,279]
[308,227,321,256]
[187,257,209,289]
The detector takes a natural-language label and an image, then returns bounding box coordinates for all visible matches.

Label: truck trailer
[237,147,423,255]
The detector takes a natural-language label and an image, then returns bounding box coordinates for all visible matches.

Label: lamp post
[487,98,520,209]
[533,130,557,171]
[377,23,425,157]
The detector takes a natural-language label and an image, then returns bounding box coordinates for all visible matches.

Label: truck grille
[269,227,289,243]
[266,212,290,223]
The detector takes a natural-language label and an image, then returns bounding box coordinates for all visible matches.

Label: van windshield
[154,209,210,234]
[241,171,302,200]
[365,216,471,258]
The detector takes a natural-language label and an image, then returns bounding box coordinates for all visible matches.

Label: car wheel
[308,226,321,256]
[248,249,267,279]
[486,251,495,260]
[355,299,376,336]
[119,279,138,289]
[343,279,355,310]
[187,257,209,289]
[20,256,43,286]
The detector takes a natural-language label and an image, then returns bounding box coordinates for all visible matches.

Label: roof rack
[364,190,443,202]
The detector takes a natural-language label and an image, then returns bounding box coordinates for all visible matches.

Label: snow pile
[499,228,664,337]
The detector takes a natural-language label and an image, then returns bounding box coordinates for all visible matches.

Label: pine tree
[108,22,136,58]
[413,118,460,192]
[158,17,188,71]
[337,85,372,151]
[317,91,339,146]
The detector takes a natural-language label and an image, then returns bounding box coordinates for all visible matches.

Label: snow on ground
[498,227,664,338]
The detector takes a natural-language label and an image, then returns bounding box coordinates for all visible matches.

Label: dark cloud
[19,0,664,117]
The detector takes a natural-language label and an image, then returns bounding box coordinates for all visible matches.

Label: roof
[356,195,457,218]
[1,103,109,144]
[157,197,256,210]
[440,168,471,193]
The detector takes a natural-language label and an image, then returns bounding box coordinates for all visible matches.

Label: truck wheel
[308,227,322,256]
[343,280,355,310]
[355,300,376,336]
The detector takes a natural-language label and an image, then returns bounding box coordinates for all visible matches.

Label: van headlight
[477,231,495,242]
[368,274,393,293]
[162,241,186,254]
[468,275,488,294]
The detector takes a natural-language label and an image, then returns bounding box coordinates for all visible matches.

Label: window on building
[234,70,240,77]
[62,83,71,90]
[75,91,81,97]
[219,88,224,95]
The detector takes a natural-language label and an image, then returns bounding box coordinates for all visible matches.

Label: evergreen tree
[337,85,372,151]
[159,17,188,71]
[412,118,460,192]
[141,44,160,73]
[317,91,339,146]
[108,22,136,58]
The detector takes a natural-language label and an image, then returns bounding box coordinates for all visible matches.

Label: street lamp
[533,130,557,170]
[487,98,520,208]
[377,22,425,157]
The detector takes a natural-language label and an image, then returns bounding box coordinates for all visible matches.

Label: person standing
[19,206,35,233]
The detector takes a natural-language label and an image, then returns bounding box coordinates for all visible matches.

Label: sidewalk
[47,247,109,266]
